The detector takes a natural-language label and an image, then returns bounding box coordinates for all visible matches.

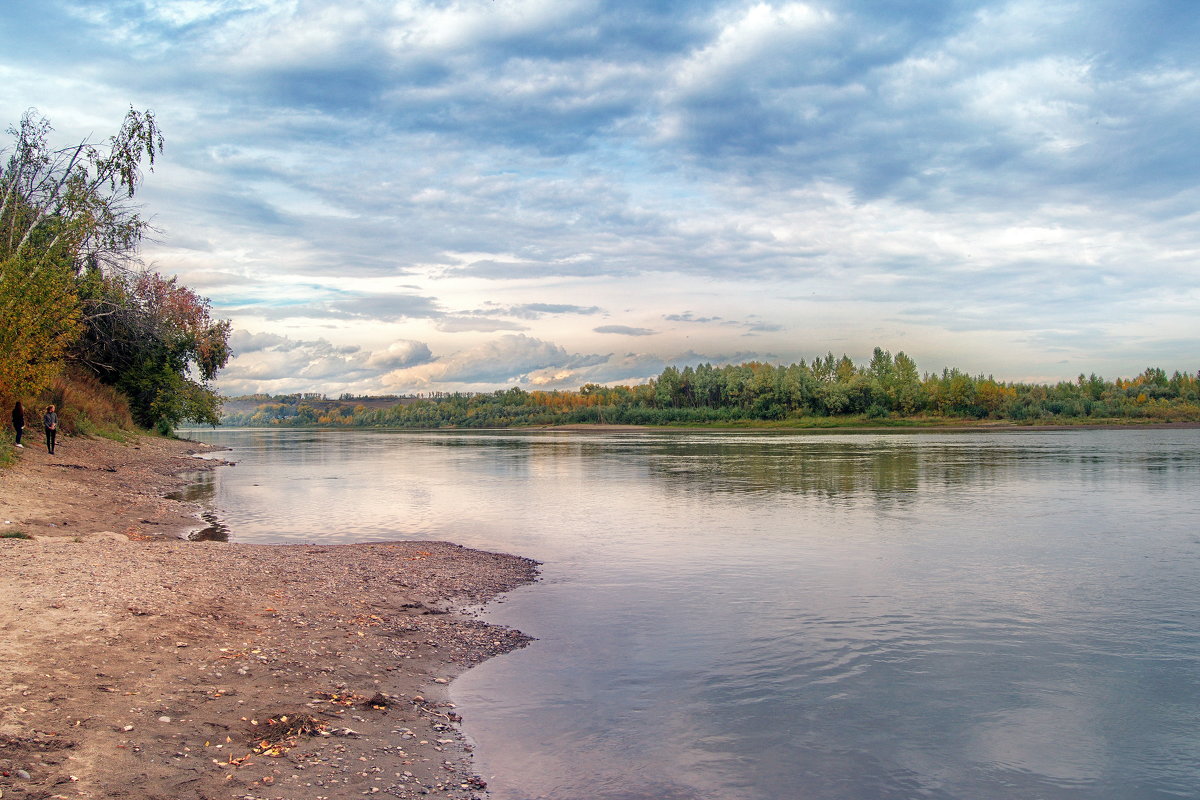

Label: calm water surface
[182,427,1200,800]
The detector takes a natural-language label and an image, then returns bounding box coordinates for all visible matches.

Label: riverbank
[538,419,1200,432]
[213,418,1200,435]
[0,434,538,800]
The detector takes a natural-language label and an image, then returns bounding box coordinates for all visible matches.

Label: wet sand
[0,434,538,800]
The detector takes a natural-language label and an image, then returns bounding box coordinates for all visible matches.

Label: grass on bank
[1,369,145,465]
[44,369,136,440]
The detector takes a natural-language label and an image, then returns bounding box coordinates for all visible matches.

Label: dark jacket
[43,411,57,430]
[11,404,22,429]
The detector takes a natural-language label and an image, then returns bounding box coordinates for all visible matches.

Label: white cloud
[434,316,530,333]
[219,331,431,395]
[379,334,591,389]
[8,0,1198,391]
[594,325,657,336]
[364,340,434,370]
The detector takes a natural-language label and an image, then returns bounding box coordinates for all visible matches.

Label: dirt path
[0,435,538,800]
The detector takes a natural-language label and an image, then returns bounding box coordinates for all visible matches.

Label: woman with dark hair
[43,404,57,455]
[10,401,23,448]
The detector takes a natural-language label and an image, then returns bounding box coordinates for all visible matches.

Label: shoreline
[204,419,1200,435]
[538,420,1200,432]
[0,434,538,800]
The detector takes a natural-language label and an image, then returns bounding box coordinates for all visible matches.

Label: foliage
[0,107,161,270]
[75,271,230,432]
[1,106,161,401]
[44,368,135,437]
[0,253,82,401]
[0,108,229,435]
[220,351,1200,430]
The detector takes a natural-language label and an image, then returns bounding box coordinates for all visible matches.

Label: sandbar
[0,434,537,800]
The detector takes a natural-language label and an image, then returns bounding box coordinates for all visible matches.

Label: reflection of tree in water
[188,511,229,542]
[635,439,1033,505]
[167,470,216,502]
[426,434,585,482]
[167,471,230,541]
[411,433,1049,506]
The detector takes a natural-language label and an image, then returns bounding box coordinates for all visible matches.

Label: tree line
[1,108,230,435]
[222,349,1200,429]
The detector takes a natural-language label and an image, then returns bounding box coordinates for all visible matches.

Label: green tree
[891,351,923,414]
[1,108,231,430]
[75,272,230,431]
[0,254,81,400]
[868,347,896,411]
[1,107,163,399]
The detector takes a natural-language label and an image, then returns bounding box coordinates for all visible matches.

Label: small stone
[122,725,134,732]
[432,678,449,685]
[158,716,171,723]
[16,769,32,779]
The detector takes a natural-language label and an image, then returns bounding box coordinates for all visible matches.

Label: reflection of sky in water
[182,428,1200,800]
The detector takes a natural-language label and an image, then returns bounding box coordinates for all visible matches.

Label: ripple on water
[181,427,1200,800]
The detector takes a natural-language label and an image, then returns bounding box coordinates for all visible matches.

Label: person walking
[10,401,24,448]
[43,404,57,455]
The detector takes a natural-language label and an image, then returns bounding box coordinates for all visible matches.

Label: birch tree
[0,107,163,399]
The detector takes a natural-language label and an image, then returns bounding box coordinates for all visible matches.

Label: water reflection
[166,470,230,541]
[180,427,1200,800]
[188,510,229,542]
[166,469,217,502]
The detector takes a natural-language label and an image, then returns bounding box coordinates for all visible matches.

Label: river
[181,427,1200,800]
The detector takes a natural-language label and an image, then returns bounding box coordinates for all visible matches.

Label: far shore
[536,419,1200,432]
[0,433,537,800]
[200,419,1200,434]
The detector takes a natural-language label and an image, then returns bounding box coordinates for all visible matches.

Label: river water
[181,427,1200,800]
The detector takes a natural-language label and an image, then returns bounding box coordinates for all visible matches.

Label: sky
[2,0,1198,396]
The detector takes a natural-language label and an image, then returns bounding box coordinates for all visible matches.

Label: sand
[0,433,538,800]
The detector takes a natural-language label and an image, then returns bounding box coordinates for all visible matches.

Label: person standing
[10,401,23,448]
[43,404,57,455]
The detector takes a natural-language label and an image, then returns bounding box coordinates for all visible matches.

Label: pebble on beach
[0,435,539,800]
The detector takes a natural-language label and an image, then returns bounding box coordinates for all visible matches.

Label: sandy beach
[0,434,538,800]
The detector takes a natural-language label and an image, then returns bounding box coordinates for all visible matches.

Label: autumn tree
[74,272,230,432]
[0,254,81,400]
[0,107,162,400]
[0,107,161,270]
[1,108,230,432]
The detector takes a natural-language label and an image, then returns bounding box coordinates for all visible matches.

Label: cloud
[429,302,602,331]
[593,325,657,336]
[364,340,434,370]
[11,0,1200,390]
[665,312,723,323]
[221,292,443,322]
[319,293,444,321]
[381,334,607,389]
[523,347,779,389]
[434,316,529,333]
[366,332,781,393]
[500,303,604,319]
[452,258,629,281]
[218,331,433,395]
[228,330,291,355]
[220,335,368,384]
